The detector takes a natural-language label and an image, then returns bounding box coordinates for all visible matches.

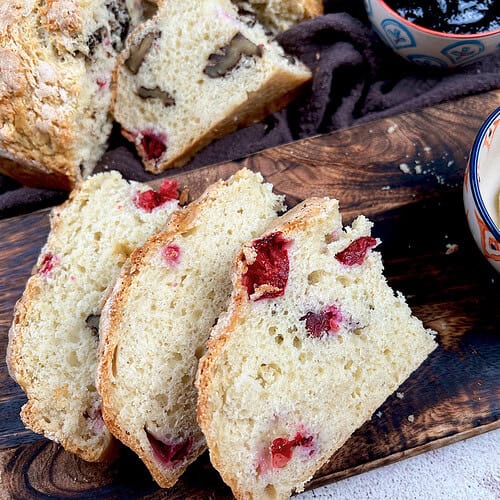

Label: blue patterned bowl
[364,0,500,69]
[464,107,500,273]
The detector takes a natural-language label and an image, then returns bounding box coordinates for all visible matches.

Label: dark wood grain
[1,90,499,498]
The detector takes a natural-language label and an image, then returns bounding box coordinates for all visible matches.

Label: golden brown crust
[6,178,130,462]
[146,71,310,173]
[302,0,324,19]
[41,0,83,36]
[0,2,85,189]
[97,173,241,486]
[0,156,75,190]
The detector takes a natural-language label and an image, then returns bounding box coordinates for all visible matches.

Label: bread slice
[236,0,323,33]
[197,198,437,500]
[7,172,179,461]
[0,0,142,189]
[97,168,285,486]
[112,0,311,173]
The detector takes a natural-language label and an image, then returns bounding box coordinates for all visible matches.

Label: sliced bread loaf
[7,172,179,461]
[197,198,437,499]
[97,168,285,486]
[0,0,144,189]
[236,0,323,33]
[112,0,311,173]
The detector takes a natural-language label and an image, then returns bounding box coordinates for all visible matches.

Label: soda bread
[7,172,179,461]
[112,0,312,173]
[237,0,323,33]
[197,198,437,499]
[0,0,142,190]
[97,169,285,486]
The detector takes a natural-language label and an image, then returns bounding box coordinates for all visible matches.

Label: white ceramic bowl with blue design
[464,107,500,273]
[364,0,500,69]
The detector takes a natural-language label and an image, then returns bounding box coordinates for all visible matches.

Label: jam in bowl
[364,0,500,68]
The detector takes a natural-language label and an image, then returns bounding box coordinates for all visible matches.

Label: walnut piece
[106,0,131,51]
[137,86,175,107]
[85,314,100,337]
[125,30,160,74]
[203,32,262,79]
[87,27,107,57]
[142,0,158,19]
[237,7,257,27]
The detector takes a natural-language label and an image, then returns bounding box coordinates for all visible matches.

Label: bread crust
[0,0,139,189]
[302,0,324,19]
[97,171,255,486]
[0,3,84,189]
[151,72,310,173]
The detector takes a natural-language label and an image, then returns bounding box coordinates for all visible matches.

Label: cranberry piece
[300,305,343,339]
[270,432,313,469]
[39,253,57,277]
[242,232,290,301]
[335,237,377,266]
[159,178,179,201]
[162,244,181,266]
[146,431,192,468]
[134,178,180,212]
[140,129,167,161]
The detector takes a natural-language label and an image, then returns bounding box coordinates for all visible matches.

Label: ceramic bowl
[464,107,500,273]
[364,0,500,69]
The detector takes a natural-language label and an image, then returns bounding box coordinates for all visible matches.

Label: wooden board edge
[304,420,500,492]
[2,87,499,224]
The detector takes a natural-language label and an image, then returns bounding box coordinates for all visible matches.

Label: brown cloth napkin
[2,0,500,218]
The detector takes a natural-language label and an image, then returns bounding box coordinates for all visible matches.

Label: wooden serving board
[1,91,499,498]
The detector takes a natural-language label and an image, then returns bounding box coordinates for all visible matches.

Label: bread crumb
[376,411,383,418]
[424,146,431,153]
[415,165,422,174]
[399,163,411,174]
[381,185,391,190]
[387,124,397,134]
[396,392,404,399]
[447,160,455,167]
[407,414,415,423]
[315,52,321,60]
[446,243,459,255]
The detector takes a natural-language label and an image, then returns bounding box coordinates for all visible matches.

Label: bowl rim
[375,0,500,39]
[469,106,500,243]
